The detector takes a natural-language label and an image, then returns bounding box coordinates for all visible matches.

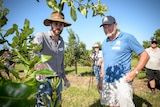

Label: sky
[2,0,160,50]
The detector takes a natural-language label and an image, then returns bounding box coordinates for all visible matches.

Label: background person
[145,38,160,94]
[33,11,71,107]
[2,49,15,77]
[98,15,149,107]
[90,43,103,83]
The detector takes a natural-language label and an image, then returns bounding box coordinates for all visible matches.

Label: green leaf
[0,82,37,107]
[40,54,52,63]
[70,6,77,21]
[51,77,60,90]
[11,36,18,48]
[46,0,60,12]
[4,27,15,37]
[28,68,56,81]
[0,8,9,27]
[12,24,18,30]
[78,5,87,17]
[24,19,30,29]
[24,78,42,86]
[61,0,68,4]
[81,8,87,17]
[3,8,9,16]
[15,50,29,65]
[28,55,39,69]
[0,15,8,27]
[9,69,21,80]
[26,68,57,86]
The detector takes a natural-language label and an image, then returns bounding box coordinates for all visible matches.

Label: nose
[57,22,64,28]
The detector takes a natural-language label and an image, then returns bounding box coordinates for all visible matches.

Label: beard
[52,28,63,36]
[106,27,117,37]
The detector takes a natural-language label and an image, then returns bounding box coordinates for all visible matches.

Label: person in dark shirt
[33,11,71,107]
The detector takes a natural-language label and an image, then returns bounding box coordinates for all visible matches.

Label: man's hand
[63,77,70,90]
[35,63,48,70]
[97,80,102,93]
[125,70,137,82]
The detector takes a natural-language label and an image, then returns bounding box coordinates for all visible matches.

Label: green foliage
[142,40,150,49]
[91,42,102,50]
[142,29,160,48]
[136,70,146,79]
[0,82,37,107]
[45,0,107,21]
[132,58,147,79]
[153,29,160,47]
[132,52,138,59]
[0,1,9,28]
[64,29,91,71]
[0,1,60,106]
[0,17,56,85]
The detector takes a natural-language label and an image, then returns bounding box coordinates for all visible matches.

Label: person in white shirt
[145,38,160,94]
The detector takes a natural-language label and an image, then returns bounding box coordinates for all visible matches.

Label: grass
[13,59,160,107]
[62,85,101,107]
[62,76,102,107]
[62,64,160,107]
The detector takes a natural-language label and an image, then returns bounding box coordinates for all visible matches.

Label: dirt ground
[66,75,160,93]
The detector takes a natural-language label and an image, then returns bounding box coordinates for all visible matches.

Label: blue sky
[2,0,160,50]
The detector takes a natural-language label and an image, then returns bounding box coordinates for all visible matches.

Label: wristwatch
[135,70,139,74]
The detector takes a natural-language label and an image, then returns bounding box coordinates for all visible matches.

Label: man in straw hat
[90,43,103,83]
[33,11,71,107]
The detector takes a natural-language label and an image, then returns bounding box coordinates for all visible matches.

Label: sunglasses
[151,42,157,44]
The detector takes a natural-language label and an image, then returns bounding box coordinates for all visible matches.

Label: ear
[114,23,117,26]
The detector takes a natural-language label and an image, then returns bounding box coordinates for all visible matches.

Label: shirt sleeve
[128,34,144,55]
[33,32,44,45]
[33,32,44,56]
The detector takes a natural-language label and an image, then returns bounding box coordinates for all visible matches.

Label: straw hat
[44,11,71,27]
[92,44,100,48]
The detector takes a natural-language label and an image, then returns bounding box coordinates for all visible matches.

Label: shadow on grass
[66,68,95,76]
[65,69,75,74]
[133,94,152,107]
[89,99,104,107]
[89,94,152,107]
[80,71,94,76]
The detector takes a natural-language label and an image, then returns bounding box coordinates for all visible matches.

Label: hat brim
[92,46,100,48]
[100,24,104,27]
[44,18,71,27]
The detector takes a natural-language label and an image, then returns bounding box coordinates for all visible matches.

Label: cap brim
[151,41,157,43]
[100,22,115,27]
[44,18,71,27]
[100,24,103,27]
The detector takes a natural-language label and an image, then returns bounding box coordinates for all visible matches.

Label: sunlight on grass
[15,59,160,107]
[63,60,160,107]
[65,66,92,76]
[62,83,103,107]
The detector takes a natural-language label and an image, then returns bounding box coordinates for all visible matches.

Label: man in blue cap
[98,15,150,107]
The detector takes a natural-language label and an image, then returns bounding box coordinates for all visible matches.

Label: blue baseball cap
[100,16,116,27]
